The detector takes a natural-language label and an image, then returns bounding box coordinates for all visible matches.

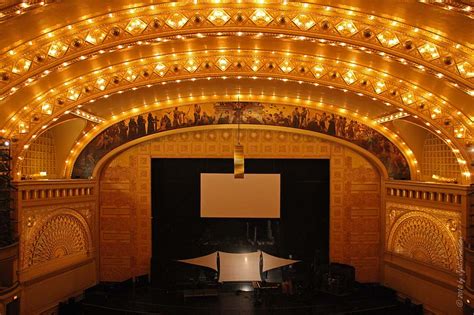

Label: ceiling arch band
[5,50,469,140]
[0,2,472,98]
[6,52,471,179]
[0,1,471,183]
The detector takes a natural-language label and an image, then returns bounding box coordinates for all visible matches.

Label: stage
[75,281,419,315]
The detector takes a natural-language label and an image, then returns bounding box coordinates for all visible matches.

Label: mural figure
[72,102,410,180]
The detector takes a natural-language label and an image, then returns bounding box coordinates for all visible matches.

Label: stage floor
[76,282,416,315]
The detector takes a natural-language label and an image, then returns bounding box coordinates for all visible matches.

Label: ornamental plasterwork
[5,51,469,146]
[386,201,461,272]
[418,0,473,18]
[0,1,59,23]
[0,3,471,94]
[20,203,95,267]
[21,209,92,269]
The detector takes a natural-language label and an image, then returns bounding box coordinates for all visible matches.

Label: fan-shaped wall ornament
[387,208,460,273]
[25,211,90,268]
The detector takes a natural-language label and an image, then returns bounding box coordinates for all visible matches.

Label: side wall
[99,128,382,283]
[383,181,470,314]
[15,180,98,315]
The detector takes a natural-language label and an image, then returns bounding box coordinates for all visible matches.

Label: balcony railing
[385,180,470,207]
[14,179,96,203]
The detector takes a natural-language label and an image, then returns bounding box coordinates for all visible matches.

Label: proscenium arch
[62,97,417,177]
[16,94,422,180]
[90,125,390,181]
[66,101,413,179]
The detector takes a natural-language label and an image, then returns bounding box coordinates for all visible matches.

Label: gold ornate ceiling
[0,0,472,181]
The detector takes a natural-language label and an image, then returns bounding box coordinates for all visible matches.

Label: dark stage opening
[151,158,330,288]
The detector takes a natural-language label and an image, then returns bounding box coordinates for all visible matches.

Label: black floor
[65,282,423,315]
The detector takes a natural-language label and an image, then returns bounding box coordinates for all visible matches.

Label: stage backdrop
[73,102,410,180]
[98,128,382,283]
[151,158,330,287]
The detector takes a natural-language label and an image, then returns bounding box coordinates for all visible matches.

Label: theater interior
[0,1,473,314]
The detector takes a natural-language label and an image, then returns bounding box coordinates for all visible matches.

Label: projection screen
[218,251,261,282]
[200,173,280,218]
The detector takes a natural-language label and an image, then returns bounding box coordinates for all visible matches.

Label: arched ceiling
[0,0,472,182]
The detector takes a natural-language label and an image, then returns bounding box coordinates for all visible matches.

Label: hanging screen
[200,173,280,218]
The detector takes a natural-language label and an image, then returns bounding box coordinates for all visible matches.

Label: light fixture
[234,99,244,179]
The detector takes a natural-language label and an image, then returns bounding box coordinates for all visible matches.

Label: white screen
[200,173,280,218]
[218,251,261,282]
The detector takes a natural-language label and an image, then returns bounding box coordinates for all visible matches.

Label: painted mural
[72,102,410,179]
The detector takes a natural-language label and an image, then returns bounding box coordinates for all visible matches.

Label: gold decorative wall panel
[99,128,382,282]
[386,201,461,273]
[15,180,96,279]
[25,212,89,268]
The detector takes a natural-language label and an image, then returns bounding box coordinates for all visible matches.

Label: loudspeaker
[320,263,355,295]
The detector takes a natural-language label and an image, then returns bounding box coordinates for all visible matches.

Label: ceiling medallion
[125,18,148,34]
[311,64,325,78]
[95,77,108,91]
[184,59,199,73]
[401,92,416,105]
[85,29,107,45]
[292,14,316,31]
[456,61,473,79]
[279,60,294,73]
[12,58,32,74]
[335,20,358,36]
[67,89,81,101]
[250,9,273,26]
[154,63,168,77]
[216,57,230,71]
[417,42,440,60]
[377,30,400,47]
[41,103,53,115]
[47,41,68,58]
[342,70,357,85]
[250,59,263,72]
[207,9,231,26]
[374,81,387,94]
[125,69,138,82]
[166,13,188,29]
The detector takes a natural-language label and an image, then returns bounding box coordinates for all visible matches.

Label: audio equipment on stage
[320,263,355,296]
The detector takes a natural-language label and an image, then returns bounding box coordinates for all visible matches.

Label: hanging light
[234,99,244,179]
